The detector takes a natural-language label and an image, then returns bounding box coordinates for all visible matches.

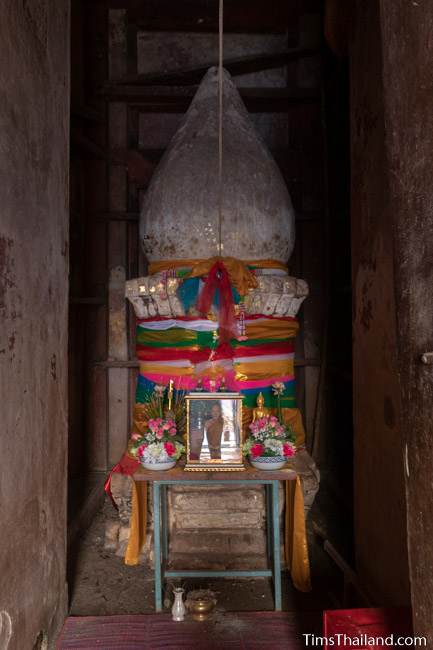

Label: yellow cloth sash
[149,257,287,297]
[186,257,258,296]
[246,319,299,340]
[234,358,294,381]
[138,330,200,345]
[139,362,194,376]
[140,359,294,381]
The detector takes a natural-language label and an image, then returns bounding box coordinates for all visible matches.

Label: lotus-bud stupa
[108,67,317,595]
[140,67,295,263]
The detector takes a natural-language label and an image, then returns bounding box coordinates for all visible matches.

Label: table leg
[153,482,162,612]
[266,484,272,563]
[272,480,282,611]
[162,485,169,561]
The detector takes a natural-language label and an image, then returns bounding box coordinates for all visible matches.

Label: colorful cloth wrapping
[135,316,300,415]
[108,298,310,591]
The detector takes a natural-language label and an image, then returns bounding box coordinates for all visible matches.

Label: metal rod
[164,570,273,578]
[217,0,224,255]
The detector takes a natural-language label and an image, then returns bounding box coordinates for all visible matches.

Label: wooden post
[351,0,413,610]
[107,9,130,466]
[83,2,109,472]
[380,0,433,636]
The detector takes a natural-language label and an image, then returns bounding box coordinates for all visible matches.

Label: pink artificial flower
[131,432,141,441]
[283,443,296,458]
[148,419,155,429]
[137,443,147,457]
[163,422,170,430]
[169,427,177,436]
[166,420,175,429]
[250,443,264,458]
[164,441,176,457]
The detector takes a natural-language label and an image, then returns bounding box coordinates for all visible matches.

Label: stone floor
[68,494,342,630]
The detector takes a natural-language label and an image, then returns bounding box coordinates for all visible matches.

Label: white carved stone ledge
[125,273,309,319]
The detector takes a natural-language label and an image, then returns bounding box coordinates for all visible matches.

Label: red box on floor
[323,608,412,649]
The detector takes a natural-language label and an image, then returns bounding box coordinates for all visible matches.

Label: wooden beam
[71,129,109,159]
[100,85,320,112]
[112,48,319,86]
[128,0,290,34]
[71,104,105,124]
[94,211,140,222]
[71,129,128,162]
[83,0,293,33]
[92,358,321,369]
[82,0,142,4]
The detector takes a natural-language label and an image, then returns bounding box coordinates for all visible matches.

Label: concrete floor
[68,496,340,636]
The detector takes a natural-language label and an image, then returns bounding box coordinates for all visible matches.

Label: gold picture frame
[184,392,245,471]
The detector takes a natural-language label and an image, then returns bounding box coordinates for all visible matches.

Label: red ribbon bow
[196,260,236,342]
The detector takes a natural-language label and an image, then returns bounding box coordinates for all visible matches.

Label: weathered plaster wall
[0,2,70,648]
[351,0,410,605]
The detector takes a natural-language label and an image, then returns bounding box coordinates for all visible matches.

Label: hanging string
[217,0,224,256]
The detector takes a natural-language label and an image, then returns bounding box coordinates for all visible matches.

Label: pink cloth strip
[141,372,295,391]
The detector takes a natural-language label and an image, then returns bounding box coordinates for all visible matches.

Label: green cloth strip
[136,380,296,407]
[241,393,296,408]
[137,328,215,347]
[137,329,295,349]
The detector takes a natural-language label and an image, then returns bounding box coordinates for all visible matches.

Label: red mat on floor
[57,612,311,649]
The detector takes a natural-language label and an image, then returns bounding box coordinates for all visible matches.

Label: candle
[168,378,174,411]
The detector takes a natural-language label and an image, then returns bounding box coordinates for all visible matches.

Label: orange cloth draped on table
[124,481,148,566]
[285,477,311,592]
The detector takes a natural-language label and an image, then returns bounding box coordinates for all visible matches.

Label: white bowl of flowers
[130,417,185,470]
[243,415,296,470]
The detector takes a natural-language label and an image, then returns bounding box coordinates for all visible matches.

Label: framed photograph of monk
[184,392,245,471]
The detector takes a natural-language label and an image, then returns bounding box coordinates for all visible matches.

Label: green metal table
[133,465,297,612]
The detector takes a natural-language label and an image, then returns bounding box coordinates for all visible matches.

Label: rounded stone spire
[140,67,295,263]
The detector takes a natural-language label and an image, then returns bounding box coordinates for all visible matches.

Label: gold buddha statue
[252,392,270,421]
